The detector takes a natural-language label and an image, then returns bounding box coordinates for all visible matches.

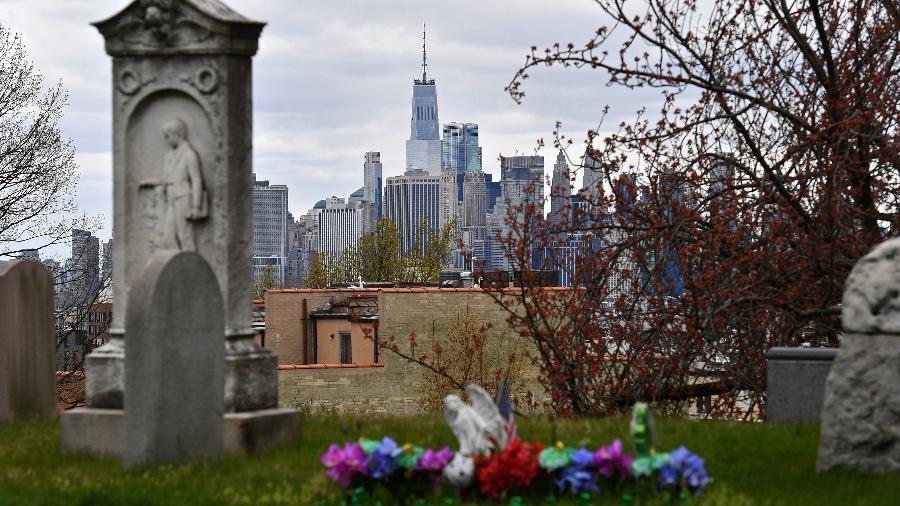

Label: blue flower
[369,437,401,479]
[658,463,679,487]
[555,448,600,495]
[658,446,712,494]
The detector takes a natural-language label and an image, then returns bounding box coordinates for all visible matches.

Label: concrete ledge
[224,408,300,456]
[60,407,301,458]
[60,408,124,457]
[766,347,837,424]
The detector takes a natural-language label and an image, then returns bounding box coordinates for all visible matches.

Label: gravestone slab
[0,260,56,424]
[818,238,900,472]
[124,251,223,468]
[766,347,837,423]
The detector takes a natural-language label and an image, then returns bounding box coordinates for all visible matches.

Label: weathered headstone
[0,260,56,424]
[766,347,837,423]
[818,238,900,472]
[85,0,273,411]
[124,251,223,468]
[62,0,298,457]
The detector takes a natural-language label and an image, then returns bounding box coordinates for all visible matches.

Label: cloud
[1,0,662,242]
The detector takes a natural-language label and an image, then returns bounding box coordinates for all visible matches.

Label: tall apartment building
[405,31,443,175]
[252,174,289,285]
[317,197,376,261]
[384,169,442,255]
[442,122,479,202]
[363,152,383,218]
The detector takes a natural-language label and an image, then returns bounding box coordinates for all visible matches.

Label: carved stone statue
[140,118,207,251]
[442,384,508,488]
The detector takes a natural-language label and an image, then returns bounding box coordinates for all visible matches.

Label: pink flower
[594,439,634,479]
[321,442,369,486]
[415,447,453,471]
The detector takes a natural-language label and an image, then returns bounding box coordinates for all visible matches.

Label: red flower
[475,437,544,498]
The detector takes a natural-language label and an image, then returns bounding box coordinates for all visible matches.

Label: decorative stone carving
[118,68,143,95]
[95,0,263,57]
[139,118,208,252]
[193,67,218,94]
[818,237,900,472]
[841,238,900,334]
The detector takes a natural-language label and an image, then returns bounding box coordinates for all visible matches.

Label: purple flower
[416,447,453,471]
[321,443,369,487]
[555,448,600,494]
[369,437,401,479]
[594,439,634,479]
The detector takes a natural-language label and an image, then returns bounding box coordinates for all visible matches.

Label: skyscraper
[484,172,501,212]
[252,174,289,285]
[363,152,383,218]
[461,154,488,264]
[462,154,487,229]
[442,122,479,202]
[582,149,603,200]
[384,169,442,255]
[500,155,545,205]
[439,167,458,233]
[71,229,100,299]
[550,150,572,225]
[405,28,443,175]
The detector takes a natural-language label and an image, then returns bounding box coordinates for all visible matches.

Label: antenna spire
[421,23,428,82]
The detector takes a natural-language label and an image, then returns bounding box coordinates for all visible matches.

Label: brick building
[265,287,567,415]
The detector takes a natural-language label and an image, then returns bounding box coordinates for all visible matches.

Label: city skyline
[0,0,664,258]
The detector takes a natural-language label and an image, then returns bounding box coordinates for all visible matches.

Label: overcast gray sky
[0,0,659,250]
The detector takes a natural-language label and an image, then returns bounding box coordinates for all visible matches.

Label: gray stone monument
[766,347,837,423]
[61,0,298,457]
[124,251,223,468]
[818,238,900,472]
[0,260,56,424]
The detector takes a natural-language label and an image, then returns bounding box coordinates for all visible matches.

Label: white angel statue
[442,384,509,488]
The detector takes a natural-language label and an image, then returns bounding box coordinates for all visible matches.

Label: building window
[339,331,352,364]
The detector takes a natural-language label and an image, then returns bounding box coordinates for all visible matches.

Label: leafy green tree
[358,218,402,282]
[404,217,458,284]
[303,254,329,288]
[252,264,280,299]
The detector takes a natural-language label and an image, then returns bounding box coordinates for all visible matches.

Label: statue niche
[139,118,208,251]
[129,91,213,254]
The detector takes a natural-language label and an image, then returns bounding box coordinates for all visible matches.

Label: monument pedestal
[225,334,278,412]
[85,335,124,408]
[61,408,300,457]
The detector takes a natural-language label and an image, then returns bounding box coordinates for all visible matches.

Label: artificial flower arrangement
[320,388,712,504]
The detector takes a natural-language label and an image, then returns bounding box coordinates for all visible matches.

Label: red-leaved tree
[489,0,900,419]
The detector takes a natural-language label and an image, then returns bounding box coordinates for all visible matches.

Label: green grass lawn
[0,415,896,505]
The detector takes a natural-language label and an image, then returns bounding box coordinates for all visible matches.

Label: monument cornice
[93,0,265,57]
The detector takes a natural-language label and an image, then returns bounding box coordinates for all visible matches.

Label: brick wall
[277,364,423,415]
[269,288,557,415]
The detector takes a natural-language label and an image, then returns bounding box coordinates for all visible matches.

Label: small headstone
[0,260,56,424]
[818,238,900,472]
[124,251,223,468]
